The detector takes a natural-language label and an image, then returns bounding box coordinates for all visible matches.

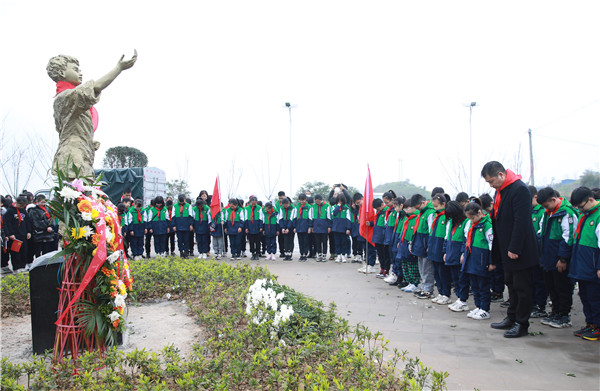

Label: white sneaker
[449,300,469,312]
[365,265,376,274]
[384,272,398,284]
[471,309,490,320]
[357,265,367,273]
[341,255,347,263]
[0,266,13,275]
[431,294,443,303]
[401,283,418,292]
[335,255,342,263]
[467,308,481,318]
[436,295,452,305]
[197,254,203,259]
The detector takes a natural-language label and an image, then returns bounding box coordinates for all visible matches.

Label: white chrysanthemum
[59,187,82,202]
[107,251,121,264]
[114,294,126,308]
[81,212,92,221]
[81,226,93,238]
[108,311,120,322]
[105,227,114,243]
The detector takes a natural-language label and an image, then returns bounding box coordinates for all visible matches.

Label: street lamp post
[284,102,297,196]
[463,102,479,195]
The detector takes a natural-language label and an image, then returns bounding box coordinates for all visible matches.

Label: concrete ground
[226,255,599,391]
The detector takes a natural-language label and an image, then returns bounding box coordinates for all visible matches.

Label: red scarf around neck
[39,205,50,219]
[492,169,522,218]
[55,81,99,131]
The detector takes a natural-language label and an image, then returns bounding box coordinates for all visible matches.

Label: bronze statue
[47,51,137,178]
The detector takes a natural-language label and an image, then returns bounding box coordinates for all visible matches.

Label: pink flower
[71,179,85,192]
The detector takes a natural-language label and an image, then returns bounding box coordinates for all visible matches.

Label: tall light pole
[463,102,479,195]
[284,102,297,196]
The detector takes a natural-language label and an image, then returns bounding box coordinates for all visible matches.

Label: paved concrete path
[231,257,599,391]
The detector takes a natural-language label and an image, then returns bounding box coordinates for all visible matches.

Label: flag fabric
[359,165,375,245]
[210,176,221,220]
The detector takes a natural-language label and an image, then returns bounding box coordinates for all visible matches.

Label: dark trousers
[531,265,548,309]
[432,261,452,297]
[278,234,285,255]
[26,238,35,264]
[491,260,505,294]
[456,268,470,302]
[241,233,247,253]
[308,233,316,257]
[261,235,267,254]
[176,231,190,252]
[375,243,390,271]
[189,231,195,255]
[391,252,403,277]
[333,232,350,255]
[196,233,210,254]
[9,237,28,269]
[329,232,336,255]
[352,236,364,256]
[365,241,377,266]
[578,280,600,326]
[544,269,574,316]
[505,267,534,326]
[33,241,54,258]
[470,274,492,312]
[282,232,295,254]
[1,246,9,267]
[154,234,167,254]
[229,234,242,257]
[297,232,310,256]
[248,233,261,255]
[314,233,328,255]
[167,231,176,253]
[265,236,277,254]
[145,232,153,256]
[130,236,144,256]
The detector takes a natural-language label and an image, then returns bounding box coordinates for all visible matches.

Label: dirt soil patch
[0,299,203,364]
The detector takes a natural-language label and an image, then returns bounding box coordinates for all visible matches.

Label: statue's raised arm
[47,51,137,179]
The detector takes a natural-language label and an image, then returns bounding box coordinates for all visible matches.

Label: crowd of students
[2,174,599,342]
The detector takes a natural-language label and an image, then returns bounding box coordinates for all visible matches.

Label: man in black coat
[27,195,56,258]
[4,196,32,272]
[482,161,539,338]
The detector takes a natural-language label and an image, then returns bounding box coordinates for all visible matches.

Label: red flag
[210,176,221,220]
[359,165,375,245]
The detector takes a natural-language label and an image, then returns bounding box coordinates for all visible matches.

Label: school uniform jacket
[462,214,494,277]
[210,211,224,237]
[539,198,578,271]
[262,209,279,237]
[331,205,352,233]
[372,206,388,245]
[172,202,194,232]
[292,203,313,233]
[569,203,600,284]
[427,209,447,262]
[350,205,361,237]
[126,207,146,237]
[412,201,436,257]
[384,209,398,246]
[4,206,30,240]
[224,208,246,235]
[277,206,294,231]
[399,211,419,260]
[192,205,212,235]
[444,218,467,266]
[245,205,264,234]
[146,206,170,235]
[312,203,332,234]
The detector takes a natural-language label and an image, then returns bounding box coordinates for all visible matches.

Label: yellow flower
[91,209,99,219]
[71,226,92,240]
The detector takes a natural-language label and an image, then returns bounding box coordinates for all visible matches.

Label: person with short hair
[262,202,279,260]
[397,198,422,291]
[27,194,55,258]
[569,187,600,341]
[278,198,295,261]
[528,185,550,318]
[410,193,436,299]
[245,196,264,260]
[428,194,452,305]
[331,194,352,263]
[224,199,245,260]
[536,187,578,329]
[483,161,539,338]
[312,194,332,262]
[292,194,312,261]
[127,199,147,260]
[4,196,32,272]
[147,196,170,257]
[172,194,194,258]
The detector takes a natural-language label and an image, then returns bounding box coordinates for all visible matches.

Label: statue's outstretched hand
[117,50,137,71]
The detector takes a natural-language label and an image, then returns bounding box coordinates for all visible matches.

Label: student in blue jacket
[292,194,313,262]
[332,194,352,263]
[262,202,279,261]
[172,194,194,258]
[193,198,212,259]
[312,194,332,262]
[444,201,470,312]
[245,196,264,260]
[278,198,295,261]
[224,198,246,260]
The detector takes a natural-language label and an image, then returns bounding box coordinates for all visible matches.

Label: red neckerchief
[230,209,236,225]
[431,210,445,233]
[375,209,384,224]
[179,203,184,216]
[268,210,274,225]
[452,219,463,238]
[55,81,98,131]
[16,208,23,227]
[155,206,163,221]
[167,208,172,219]
[136,209,142,223]
[198,206,204,222]
[547,198,563,217]
[39,205,50,219]
[393,212,401,231]
[401,213,418,240]
[284,207,289,220]
[575,203,600,240]
[250,206,255,221]
[317,204,323,218]
[299,203,304,219]
[466,219,478,252]
[493,169,522,218]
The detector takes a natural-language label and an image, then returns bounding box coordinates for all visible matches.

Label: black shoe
[500,300,511,308]
[388,280,400,286]
[398,280,409,288]
[490,292,504,302]
[530,305,548,318]
[504,323,529,338]
[491,317,515,330]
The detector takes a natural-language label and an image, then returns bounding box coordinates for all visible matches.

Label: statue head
[47,55,81,85]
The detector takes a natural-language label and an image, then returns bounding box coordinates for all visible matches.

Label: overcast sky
[1,0,599,200]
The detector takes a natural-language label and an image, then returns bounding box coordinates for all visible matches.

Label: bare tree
[224,159,243,199]
[439,156,470,194]
[0,120,54,196]
[251,153,282,201]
